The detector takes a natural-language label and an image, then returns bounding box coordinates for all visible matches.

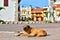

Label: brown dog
[17,25,47,37]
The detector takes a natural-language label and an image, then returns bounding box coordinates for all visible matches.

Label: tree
[29,5,32,8]
[36,6,40,8]
[25,17,31,21]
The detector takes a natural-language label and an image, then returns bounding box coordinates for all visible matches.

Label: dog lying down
[17,25,47,37]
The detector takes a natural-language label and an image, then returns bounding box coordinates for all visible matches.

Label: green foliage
[45,11,51,17]
[44,20,52,23]
[45,12,48,18]
[21,17,31,21]
[29,5,32,8]
[0,20,6,24]
[0,7,4,10]
[25,17,31,21]
[36,6,40,8]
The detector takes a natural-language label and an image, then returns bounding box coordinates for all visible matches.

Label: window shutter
[4,0,8,6]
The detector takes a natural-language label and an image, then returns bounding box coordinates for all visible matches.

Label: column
[15,0,18,22]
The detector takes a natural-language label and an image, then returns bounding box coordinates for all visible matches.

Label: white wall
[0,0,4,7]
[0,0,16,21]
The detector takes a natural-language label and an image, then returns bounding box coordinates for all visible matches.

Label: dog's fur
[17,25,47,37]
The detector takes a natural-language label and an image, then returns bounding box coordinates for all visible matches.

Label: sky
[20,0,48,8]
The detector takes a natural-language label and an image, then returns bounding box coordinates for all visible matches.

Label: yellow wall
[31,11,44,21]
[55,8,60,16]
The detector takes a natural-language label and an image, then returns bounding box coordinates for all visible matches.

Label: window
[4,0,8,6]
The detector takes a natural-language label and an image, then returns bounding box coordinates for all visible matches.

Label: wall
[20,7,31,21]
[0,0,16,21]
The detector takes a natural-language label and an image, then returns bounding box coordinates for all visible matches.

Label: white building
[0,0,18,22]
[48,0,60,22]
[20,6,31,21]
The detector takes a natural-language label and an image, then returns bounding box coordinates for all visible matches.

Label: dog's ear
[26,25,30,29]
[23,25,32,34]
[23,25,30,31]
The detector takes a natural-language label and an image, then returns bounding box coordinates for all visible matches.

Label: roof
[52,4,60,10]
[31,8,47,13]
[32,8,44,11]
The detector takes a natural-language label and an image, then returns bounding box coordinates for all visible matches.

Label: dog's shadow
[28,34,51,37]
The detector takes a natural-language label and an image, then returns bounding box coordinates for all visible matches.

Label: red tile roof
[52,4,60,10]
[32,8,44,11]
[31,8,47,13]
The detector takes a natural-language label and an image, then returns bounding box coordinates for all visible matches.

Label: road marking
[0,31,15,33]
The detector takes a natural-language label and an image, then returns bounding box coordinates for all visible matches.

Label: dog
[17,25,47,37]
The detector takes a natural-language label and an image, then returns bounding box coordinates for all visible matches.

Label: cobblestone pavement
[0,23,60,40]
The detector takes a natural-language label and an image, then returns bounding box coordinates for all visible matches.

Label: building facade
[0,0,19,22]
[49,0,57,6]
[31,8,44,21]
[52,4,60,21]
[20,6,31,21]
[43,7,48,21]
[48,0,60,22]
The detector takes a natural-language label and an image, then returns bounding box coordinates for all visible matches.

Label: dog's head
[23,25,32,34]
